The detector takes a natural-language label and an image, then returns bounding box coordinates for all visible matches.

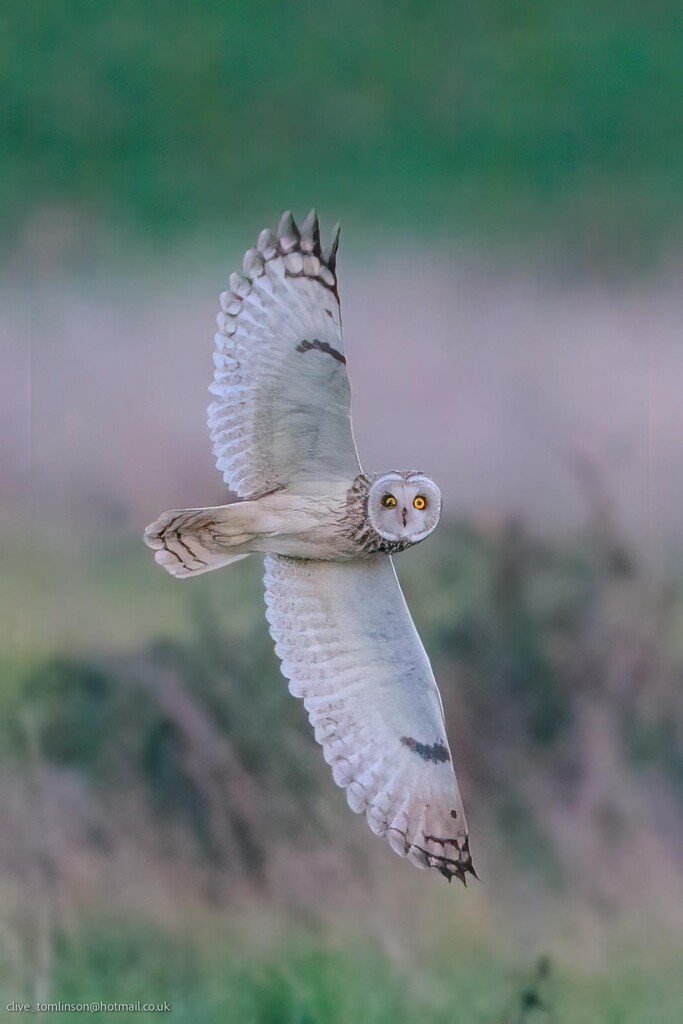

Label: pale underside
[189,212,473,881]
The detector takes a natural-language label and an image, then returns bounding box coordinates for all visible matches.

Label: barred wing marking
[209,211,361,498]
[263,554,475,883]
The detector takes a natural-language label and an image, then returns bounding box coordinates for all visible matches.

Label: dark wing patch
[295,338,347,365]
[400,736,451,763]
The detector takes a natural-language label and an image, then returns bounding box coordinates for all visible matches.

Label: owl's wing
[264,554,476,884]
[209,210,361,498]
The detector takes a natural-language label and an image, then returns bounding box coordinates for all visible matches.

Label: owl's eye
[381,494,397,509]
[413,495,428,510]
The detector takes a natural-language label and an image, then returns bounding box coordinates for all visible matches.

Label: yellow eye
[381,494,397,508]
[413,495,427,510]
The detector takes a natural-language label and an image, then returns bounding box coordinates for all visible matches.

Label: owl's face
[367,472,441,545]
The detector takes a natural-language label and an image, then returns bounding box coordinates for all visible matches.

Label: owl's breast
[247,484,365,562]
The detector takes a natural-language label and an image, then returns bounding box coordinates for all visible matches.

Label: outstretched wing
[264,554,475,884]
[209,210,361,498]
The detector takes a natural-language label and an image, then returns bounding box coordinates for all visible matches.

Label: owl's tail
[144,504,255,578]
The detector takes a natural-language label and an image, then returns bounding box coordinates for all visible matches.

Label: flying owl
[145,211,476,884]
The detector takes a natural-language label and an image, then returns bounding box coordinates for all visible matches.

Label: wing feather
[264,554,476,883]
[209,211,361,497]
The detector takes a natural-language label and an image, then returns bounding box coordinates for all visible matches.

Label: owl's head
[367,472,441,546]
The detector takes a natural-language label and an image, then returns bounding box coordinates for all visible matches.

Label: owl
[145,211,476,884]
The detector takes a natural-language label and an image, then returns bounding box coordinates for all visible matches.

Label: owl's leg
[144,505,254,578]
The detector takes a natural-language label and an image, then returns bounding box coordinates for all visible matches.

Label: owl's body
[147,470,440,574]
[145,211,476,884]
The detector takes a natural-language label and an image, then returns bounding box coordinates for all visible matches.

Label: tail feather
[144,505,251,579]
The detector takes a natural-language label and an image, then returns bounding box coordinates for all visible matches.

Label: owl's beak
[401,507,408,527]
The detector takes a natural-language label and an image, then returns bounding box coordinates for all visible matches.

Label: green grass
[3,921,682,1024]
[1,525,268,663]
[4,0,683,266]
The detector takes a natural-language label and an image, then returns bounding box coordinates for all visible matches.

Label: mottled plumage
[145,211,475,884]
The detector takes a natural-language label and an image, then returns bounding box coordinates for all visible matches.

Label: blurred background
[3,1,683,1020]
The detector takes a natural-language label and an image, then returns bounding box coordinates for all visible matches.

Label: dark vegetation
[7,520,681,869]
[2,514,682,1018]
